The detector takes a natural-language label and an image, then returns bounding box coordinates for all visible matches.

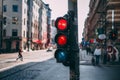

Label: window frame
[12,5,18,12]
[3,5,7,12]
[12,29,18,36]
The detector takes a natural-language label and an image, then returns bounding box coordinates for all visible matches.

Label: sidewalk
[0,49,54,71]
[79,49,120,66]
[79,49,92,65]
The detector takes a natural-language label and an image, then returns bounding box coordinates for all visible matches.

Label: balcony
[107,1,120,8]
[106,10,120,22]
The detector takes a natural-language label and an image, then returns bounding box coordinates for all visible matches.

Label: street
[0,58,69,80]
[0,49,120,80]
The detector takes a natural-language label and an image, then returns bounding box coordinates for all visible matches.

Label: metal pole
[0,0,3,54]
[68,0,80,79]
[68,11,79,80]
[69,20,79,80]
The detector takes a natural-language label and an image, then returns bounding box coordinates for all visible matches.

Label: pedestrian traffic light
[54,17,70,66]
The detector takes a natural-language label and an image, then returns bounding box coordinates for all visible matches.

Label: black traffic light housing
[109,29,118,41]
[54,15,70,66]
[54,11,79,67]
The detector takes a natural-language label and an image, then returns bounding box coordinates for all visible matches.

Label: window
[3,17,7,25]
[12,29,18,36]
[23,30,25,37]
[24,18,26,25]
[12,17,18,24]
[12,5,18,12]
[3,5,7,12]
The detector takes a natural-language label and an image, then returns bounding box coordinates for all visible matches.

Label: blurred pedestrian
[113,46,119,62]
[86,45,91,55]
[16,47,23,61]
[94,45,101,65]
[90,46,95,55]
[91,55,95,65]
[107,45,118,62]
[102,46,107,64]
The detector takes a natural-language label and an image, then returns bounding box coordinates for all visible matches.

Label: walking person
[91,55,95,65]
[113,46,119,62]
[86,46,89,55]
[94,45,101,65]
[86,45,91,55]
[107,45,118,62]
[102,46,107,64]
[16,47,23,61]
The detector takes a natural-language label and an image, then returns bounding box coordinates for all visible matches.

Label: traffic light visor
[55,17,68,31]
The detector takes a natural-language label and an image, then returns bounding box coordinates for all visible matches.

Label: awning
[33,39,42,44]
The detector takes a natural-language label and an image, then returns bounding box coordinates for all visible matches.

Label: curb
[80,60,120,67]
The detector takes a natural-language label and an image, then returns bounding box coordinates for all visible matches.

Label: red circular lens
[57,35,67,46]
[57,19,67,30]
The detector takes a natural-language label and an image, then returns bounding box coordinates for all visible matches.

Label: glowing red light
[57,35,67,46]
[57,19,67,30]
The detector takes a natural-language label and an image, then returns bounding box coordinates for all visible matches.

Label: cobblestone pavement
[0,49,55,71]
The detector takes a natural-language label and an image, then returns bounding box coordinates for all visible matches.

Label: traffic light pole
[68,11,79,80]
[69,49,79,80]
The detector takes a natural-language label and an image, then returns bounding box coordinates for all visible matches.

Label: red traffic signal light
[57,35,67,46]
[55,17,68,31]
[55,33,67,46]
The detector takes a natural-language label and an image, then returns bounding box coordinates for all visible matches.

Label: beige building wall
[2,0,28,52]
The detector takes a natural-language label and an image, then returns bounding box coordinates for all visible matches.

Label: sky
[43,0,68,19]
[42,0,90,42]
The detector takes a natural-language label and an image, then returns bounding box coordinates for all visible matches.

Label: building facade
[0,0,51,52]
[40,3,51,49]
[84,0,120,47]
[2,0,28,52]
[27,0,43,51]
